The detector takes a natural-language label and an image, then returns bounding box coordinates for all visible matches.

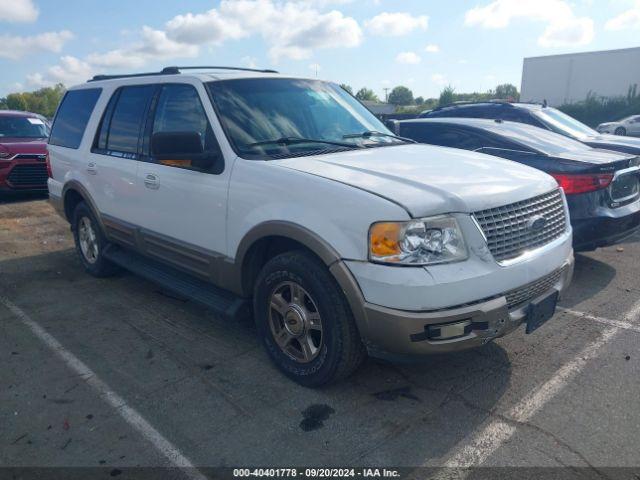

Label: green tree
[438,86,456,107]
[355,87,379,102]
[1,84,66,118]
[6,93,28,111]
[415,96,424,105]
[388,86,414,105]
[340,84,353,95]
[494,83,519,100]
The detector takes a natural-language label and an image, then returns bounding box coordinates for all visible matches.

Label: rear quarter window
[49,88,102,149]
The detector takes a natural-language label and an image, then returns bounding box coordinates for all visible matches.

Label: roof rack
[161,66,279,74]
[431,100,516,112]
[88,70,180,82]
[88,65,278,82]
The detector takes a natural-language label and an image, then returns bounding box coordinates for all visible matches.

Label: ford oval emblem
[528,215,547,232]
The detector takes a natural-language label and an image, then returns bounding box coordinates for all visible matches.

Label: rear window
[49,88,102,149]
[107,86,155,154]
[94,85,155,156]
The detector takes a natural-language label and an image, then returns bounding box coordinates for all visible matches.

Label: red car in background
[0,110,50,194]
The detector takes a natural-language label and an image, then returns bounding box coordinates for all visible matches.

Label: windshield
[206,78,395,158]
[533,107,598,139]
[483,121,593,156]
[0,116,49,138]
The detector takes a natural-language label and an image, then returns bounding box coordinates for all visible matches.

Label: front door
[135,82,230,278]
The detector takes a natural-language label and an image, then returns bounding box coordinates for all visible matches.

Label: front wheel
[72,202,119,277]
[253,251,366,387]
[614,127,627,136]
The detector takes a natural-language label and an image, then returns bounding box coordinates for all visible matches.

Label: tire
[72,202,119,277]
[614,127,626,136]
[253,250,366,387]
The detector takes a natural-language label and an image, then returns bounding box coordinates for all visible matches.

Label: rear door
[134,82,229,277]
[88,84,156,228]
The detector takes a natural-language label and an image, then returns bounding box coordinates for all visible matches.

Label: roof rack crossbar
[162,66,279,74]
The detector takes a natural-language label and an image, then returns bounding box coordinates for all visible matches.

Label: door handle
[144,173,160,190]
[87,162,97,175]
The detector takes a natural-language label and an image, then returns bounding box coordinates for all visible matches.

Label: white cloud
[25,0,362,86]
[431,73,448,86]
[0,0,38,22]
[166,0,362,61]
[396,51,421,64]
[425,44,440,53]
[365,12,428,36]
[539,16,594,47]
[27,56,94,87]
[0,31,73,60]
[87,27,198,68]
[241,56,258,68]
[605,1,640,31]
[464,0,594,47]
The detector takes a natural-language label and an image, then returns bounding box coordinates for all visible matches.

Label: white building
[521,47,640,106]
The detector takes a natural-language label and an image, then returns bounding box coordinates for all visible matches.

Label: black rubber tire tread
[253,250,366,387]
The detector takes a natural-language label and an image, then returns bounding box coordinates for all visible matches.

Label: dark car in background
[395,117,640,251]
[419,101,640,157]
[0,110,50,194]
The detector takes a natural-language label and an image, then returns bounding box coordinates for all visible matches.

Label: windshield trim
[204,77,394,161]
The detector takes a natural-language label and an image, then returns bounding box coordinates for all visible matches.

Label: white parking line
[432,300,640,475]
[1,296,207,480]
[559,307,640,333]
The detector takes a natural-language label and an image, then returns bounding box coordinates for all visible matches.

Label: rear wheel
[72,202,119,277]
[253,250,366,387]
[615,127,627,136]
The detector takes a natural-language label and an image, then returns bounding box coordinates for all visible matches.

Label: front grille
[473,189,567,263]
[7,163,48,188]
[506,267,565,309]
[14,153,46,161]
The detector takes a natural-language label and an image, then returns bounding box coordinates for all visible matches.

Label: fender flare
[233,221,369,335]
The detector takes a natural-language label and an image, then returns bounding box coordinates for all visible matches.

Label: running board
[103,244,250,321]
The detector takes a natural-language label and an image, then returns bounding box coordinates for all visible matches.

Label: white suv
[47,66,574,386]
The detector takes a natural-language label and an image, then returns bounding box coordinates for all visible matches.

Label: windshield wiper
[248,136,361,149]
[342,130,417,144]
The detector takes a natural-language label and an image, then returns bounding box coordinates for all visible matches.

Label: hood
[0,137,47,154]
[597,122,617,128]
[272,144,558,217]
[583,134,640,155]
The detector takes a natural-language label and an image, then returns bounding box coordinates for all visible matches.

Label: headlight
[369,215,468,265]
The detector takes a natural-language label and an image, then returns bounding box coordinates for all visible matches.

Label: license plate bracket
[526,290,559,334]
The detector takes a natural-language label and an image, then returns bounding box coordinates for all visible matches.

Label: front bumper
[359,259,573,359]
[0,159,48,191]
[572,209,640,251]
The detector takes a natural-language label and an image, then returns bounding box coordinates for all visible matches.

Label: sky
[1,0,639,100]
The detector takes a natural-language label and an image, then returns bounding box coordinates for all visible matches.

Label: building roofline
[524,46,640,62]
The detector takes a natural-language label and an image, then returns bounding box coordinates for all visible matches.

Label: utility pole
[384,87,390,103]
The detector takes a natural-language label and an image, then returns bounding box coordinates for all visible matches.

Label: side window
[150,84,222,173]
[49,88,102,149]
[94,85,155,158]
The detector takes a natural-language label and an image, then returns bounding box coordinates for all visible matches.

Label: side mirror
[151,131,214,170]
